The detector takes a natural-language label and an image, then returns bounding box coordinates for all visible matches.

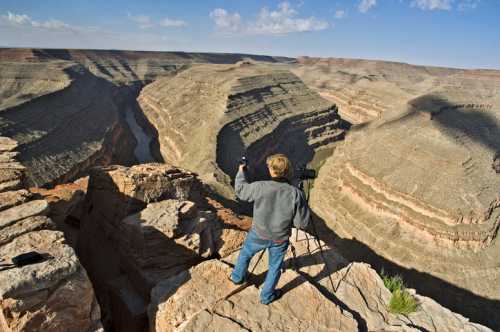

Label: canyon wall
[303,58,500,329]
[0,49,292,188]
[138,62,349,196]
[0,136,102,331]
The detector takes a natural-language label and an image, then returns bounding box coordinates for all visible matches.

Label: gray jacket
[235,169,310,241]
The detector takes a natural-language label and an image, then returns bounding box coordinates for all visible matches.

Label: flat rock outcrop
[149,259,358,332]
[150,229,490,332]
[138,63,349,196]
[0,136,102,332]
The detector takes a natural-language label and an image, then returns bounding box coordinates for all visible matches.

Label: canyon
[0,48,498,331]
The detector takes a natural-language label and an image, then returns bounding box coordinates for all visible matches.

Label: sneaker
[260,289,283,305]
[228,276,246,285]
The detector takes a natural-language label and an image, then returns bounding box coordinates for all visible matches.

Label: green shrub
[380,269,419,315]
[382,272,404,293]
[389,289,419,315]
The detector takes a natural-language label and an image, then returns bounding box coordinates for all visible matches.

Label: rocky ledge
[0,137,102,331]
[150,229,490,332]
[76,163,248,331]
[71,162,490,332]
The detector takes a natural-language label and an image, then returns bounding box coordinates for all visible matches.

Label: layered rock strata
[0,49,292,188]
[0,137,102,331]
[0,62,137,187]
[291,57,469,124]
[138,63,348,196]
[311,96,500,328]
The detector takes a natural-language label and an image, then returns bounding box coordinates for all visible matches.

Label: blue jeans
[231,229,289,304]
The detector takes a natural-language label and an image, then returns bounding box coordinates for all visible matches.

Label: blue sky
[0,0,498,69]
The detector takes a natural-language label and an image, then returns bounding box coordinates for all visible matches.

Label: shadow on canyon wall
[76,168,203,332]
[0,65,166,188]
[385,94,499,159]
[309,210,500,331]
[216,106,349,184]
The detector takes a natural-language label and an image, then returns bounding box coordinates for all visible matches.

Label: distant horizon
[1,0,499,70]
[2,45,500,71]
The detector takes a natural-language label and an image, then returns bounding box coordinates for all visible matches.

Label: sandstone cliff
[0,137,102,331]
[304,58,500,329]
[292,56,463,124]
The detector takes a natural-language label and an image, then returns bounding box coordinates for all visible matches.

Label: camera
[296,166,317,180]
[239,156,248,167]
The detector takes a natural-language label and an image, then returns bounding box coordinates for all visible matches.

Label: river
[125,108,155,163]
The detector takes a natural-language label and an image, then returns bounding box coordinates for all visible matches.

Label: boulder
[85,163,202,229]
[0,229,102,332]
[115,200,217,298]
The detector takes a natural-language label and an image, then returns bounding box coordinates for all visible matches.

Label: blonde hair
[266,154,292,178]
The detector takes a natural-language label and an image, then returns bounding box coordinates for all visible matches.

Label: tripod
[291,177,338,293]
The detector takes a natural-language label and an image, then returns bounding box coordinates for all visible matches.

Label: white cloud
[409,0,481,11]
[127,14,154,29]
[334,10,346,19]
[2,12,31,25]
[411,0,453,10]
[32,19,70,30]
[1,11,74,31]
[210,2,329,35]
[458,0,480,11]
[159,18,188,28]
[358,0,377,13]
[128,14,188,29]
[209,8,242,32]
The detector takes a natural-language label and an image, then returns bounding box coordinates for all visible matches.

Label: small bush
[389,289,419,315]
[380,269,419,315]
[382,272,404,293]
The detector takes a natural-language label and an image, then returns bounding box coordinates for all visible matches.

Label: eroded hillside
[138,62,348,196]
[299,57,500,329]
[0,49,292,187]
[1,49,499,330]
